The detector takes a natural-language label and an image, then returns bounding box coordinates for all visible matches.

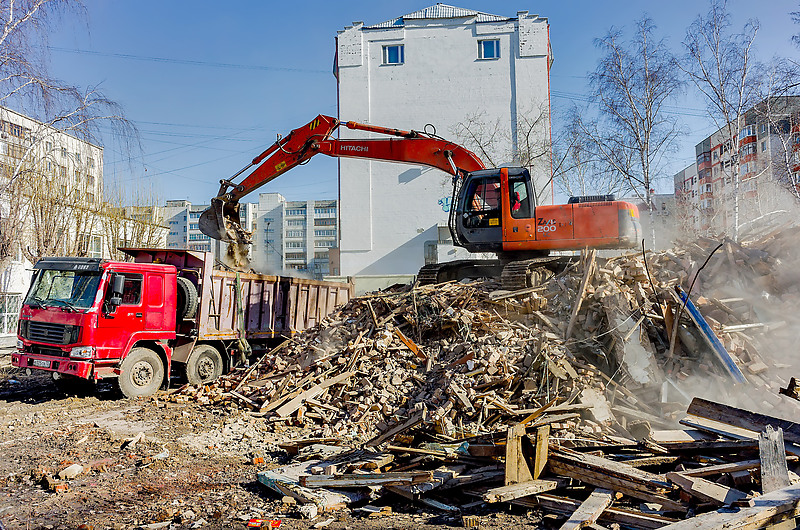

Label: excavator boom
[199,115,484,244]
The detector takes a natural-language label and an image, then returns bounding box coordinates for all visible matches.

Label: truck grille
[26,322,79,345]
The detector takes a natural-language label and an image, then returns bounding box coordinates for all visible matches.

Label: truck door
[96,273,146,357]
[144,273,167,330]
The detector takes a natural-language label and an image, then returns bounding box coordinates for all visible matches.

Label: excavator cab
[454,167,533,254]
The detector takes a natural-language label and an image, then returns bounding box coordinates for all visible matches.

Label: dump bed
[121,248,353,341]
[199,269,352,339]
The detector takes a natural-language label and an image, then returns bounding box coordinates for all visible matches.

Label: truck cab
[13,257,177,396]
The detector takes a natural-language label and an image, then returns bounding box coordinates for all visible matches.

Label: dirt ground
[0,350,545,530]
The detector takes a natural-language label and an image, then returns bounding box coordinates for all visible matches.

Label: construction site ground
[0,354,538,530]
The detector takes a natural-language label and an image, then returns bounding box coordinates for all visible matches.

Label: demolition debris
[161,220,800,527]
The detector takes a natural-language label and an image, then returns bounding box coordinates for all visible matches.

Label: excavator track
[499,256,576,290]
[417,256,577,289]
[417,260,505,286]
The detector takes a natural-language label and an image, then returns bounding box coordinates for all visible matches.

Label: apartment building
[163,200,257,260]
[335,5,553,279]
[675,96,800,237]
[254,193,338,278]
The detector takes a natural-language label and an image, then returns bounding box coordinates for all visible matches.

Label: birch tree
[681,0,760,241]
[577,16,683,246]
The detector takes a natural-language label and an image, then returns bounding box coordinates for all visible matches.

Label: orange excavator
[199,114,641,289]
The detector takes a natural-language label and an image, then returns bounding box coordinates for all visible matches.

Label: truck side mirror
[107,274,125,310]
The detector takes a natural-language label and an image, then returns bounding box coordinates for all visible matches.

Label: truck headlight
[16,339,23,350]
[69,346,95,359]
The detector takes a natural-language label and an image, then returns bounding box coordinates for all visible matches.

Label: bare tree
[451,104,552,201]
[577,16,683,246]
[553,109,629,199]
[101,180,165,261]
[681,0,760,241]
[0,0,137,273]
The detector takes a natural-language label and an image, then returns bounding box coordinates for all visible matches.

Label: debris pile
[168,222,800,527]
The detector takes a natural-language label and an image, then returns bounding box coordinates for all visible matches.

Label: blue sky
[46,1,800,205]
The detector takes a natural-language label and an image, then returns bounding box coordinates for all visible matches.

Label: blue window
[478,39,500,59]
[383,44,404,65]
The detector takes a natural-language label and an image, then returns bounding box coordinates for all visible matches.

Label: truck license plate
[31,359,50,368]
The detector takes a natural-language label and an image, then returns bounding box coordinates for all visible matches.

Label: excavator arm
[199,114,485,244]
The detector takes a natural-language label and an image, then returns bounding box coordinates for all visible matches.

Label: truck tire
[185,344,224,385]
[176,276,198,320]
[117,347,164,399]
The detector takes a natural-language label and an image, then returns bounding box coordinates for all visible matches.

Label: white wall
[336,10,552,276]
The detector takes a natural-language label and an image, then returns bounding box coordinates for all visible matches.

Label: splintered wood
[172,222,800,527]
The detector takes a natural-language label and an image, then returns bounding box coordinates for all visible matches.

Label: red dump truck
[12,248,352,398]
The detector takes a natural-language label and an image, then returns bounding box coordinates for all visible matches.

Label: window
[117,274,143,305]
[87,174,94,186]
[382,44,404,65]
[463,176,501,228]
[761,141,767,151]
[286,208,306,216]
[287,219,305,227]
[285,252,306,260]
[315,218,336,226]
[286,230,304,238]
[509,177,531,219]
[61,147,67,158]
[89,157,95,168]
[314,207,336,215]
[46,141,52,152]
[189,223,199,230]
[478,39,500,59]
[189,211,201,218]
[314,229,336,237]
[316,240,336,248]
[74,153,81,163]
[286,241,304,249]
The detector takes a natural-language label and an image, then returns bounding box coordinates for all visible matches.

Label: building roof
[366,3,511,29]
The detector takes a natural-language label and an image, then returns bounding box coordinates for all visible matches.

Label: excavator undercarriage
[417,255,578,290]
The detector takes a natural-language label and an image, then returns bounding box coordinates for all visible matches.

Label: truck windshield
[24,269,102,311]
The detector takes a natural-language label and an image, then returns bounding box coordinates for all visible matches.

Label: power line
[46,46,330,75]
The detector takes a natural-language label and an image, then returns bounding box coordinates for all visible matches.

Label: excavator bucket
[198,198,252,245]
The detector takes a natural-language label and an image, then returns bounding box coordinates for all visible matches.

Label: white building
[335,4,553,278]
[254,193,338,278]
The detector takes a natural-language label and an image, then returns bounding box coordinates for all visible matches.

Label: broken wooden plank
[483,478,569,503]
[274,371,354,418]
[558,488,616,530]
[666,472,747,506]
[686,397,800,446]
[505,423,534,485]
[366,411,425,448]
[565,249,596,340]
[518,494,679,529]
[659,483,800,529]
[533,424,550,480]
[760,425,791,494]
[393,328,427,360]
[299,471,433,488]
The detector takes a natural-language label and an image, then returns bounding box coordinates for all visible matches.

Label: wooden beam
[365,411,425,447]
[565,249,596,340]
[760,425,791,494]
[558,488,616,530]
[483,478,569,503]
[505,423,534,485]
[666,472,747,506]
[687,397,800,445]
[299,471,432,488]
[518,494,679,529]
[533,424,550,480]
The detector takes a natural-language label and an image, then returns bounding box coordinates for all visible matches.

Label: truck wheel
[118,347,164,399]
[176,276,198,320]
[185,344,224,385]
